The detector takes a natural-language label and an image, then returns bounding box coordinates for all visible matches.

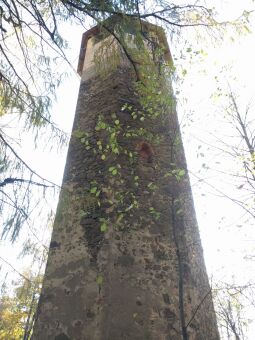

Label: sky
[1,0,255,338]
[178,12,255,279]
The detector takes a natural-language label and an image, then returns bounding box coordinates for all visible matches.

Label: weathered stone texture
[32,26,219,340]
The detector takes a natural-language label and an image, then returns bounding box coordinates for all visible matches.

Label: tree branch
[0,133,60,188]
[0,177,54,188]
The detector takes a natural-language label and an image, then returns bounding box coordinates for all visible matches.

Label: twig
[0,255,32,283]
[0,177,54,188]
[185,289,212,329]
[0,133,60,188]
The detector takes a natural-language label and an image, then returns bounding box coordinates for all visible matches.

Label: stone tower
[32,17,219,340]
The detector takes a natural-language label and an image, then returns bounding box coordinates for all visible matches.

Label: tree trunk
[32,18,219,340]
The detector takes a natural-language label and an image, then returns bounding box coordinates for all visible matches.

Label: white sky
[1,0,255,338]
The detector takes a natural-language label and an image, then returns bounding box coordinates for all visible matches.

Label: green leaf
[73,130,84,139]
[121,104,127,111]
[176,208,183,215]
[116,213,124,223]
[178,169,185,177]
[90,187,97,194]
[100,222,107,232]
[96,275,104,285]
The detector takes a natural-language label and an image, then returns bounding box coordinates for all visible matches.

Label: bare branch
[0,255,32,283]
[0,177,54,188]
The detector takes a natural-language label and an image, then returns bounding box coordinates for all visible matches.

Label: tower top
[77,16,172,76]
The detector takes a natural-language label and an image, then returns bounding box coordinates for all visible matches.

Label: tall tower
[32,17,219,340]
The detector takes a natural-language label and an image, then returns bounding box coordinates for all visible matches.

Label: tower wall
[32,20,219,340]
